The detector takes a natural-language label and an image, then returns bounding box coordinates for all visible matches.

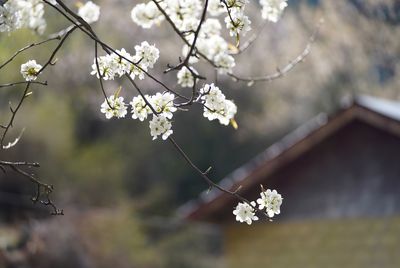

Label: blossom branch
[0,0,292,222]
[49,0,188,100]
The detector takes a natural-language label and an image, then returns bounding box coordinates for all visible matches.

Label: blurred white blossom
[78,1,100,24]
[1,0,47,34]
[214,52,235,74]
[207,0,225,16]
[131,1,164,29]
[260,0,288,23]
[177,66,196,88]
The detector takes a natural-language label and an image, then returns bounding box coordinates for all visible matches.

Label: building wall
[225,217,400,268]
[223,120,400,267]
[247,119,400,221]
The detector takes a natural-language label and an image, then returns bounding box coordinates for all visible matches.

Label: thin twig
[0,161,63,215]
[0,38,60,70]
[0,81,48,88]
[228,19,324,83]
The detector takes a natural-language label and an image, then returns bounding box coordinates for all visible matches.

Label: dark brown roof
[178,95,400,221]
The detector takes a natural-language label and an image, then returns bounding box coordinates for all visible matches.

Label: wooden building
[180,95,400,268]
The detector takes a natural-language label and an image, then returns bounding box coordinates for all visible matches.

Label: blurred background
[0,0,400,267]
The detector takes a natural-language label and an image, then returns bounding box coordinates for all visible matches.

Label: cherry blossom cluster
[260,0,288,23]
[200,83,237,126]
[0,1,99,34]
[131,0,288,76]
[5,0,290,220]
[89,42,237,140]
[91,42,159,81]
[125,0,288,141]
[177,66,197,88]
[99,91,175,140]
[99,83,237,141]
[233,187,283,225]
[0,0,52,34]
[77,1,100,24]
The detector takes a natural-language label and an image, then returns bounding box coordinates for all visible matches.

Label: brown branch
[237,20,268,54]
[228,19,324,83]
[0,0,300,218]
[1,25,77,148]
[164,0,210,72]
[49,0,189,100]
[0,161,63,215]
[0,83,31,148]
[0,38,60,71]
[168,137,257,208]
[0,81,48,88]
[0,161,40,167]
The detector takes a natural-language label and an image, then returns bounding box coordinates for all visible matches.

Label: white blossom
[100,95,127,119]
[200,83,237,125]
[179,0,202,22]
[1,0,47,34]
[233,201,258,225]
[135,41,160,69]
[150,92,177,119]
[226,0,249,10]
[256,189,283,218]
[260,0,288,23]
[177,66,196,88]
[113,48,134,77]
[224,8,251,37]
[214,52,235,74]
[20,60,42,81]
[131,1,164,29]
[90,45,154,81]
[207,0,225,16]
[200,18,222,38]
[0,2,22,32]
[91,54,117,80]
[207,35,229,58]
[182,44,200,64]
[149,115,173,140]
[130,95,151,121]
[164,0,202,30]
[181,17,199,33]
[78,1,100,24]
[127,55,147,80]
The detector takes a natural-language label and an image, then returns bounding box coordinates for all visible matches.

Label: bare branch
[0,161,63,215]
[228,19,324,83]
[0,80,48,88]
[0,38,60,71]
[2,127,25,149]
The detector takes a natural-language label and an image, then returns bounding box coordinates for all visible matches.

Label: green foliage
[80,207,160,268]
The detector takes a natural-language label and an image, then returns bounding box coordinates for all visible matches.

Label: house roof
[178,95,400,222]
